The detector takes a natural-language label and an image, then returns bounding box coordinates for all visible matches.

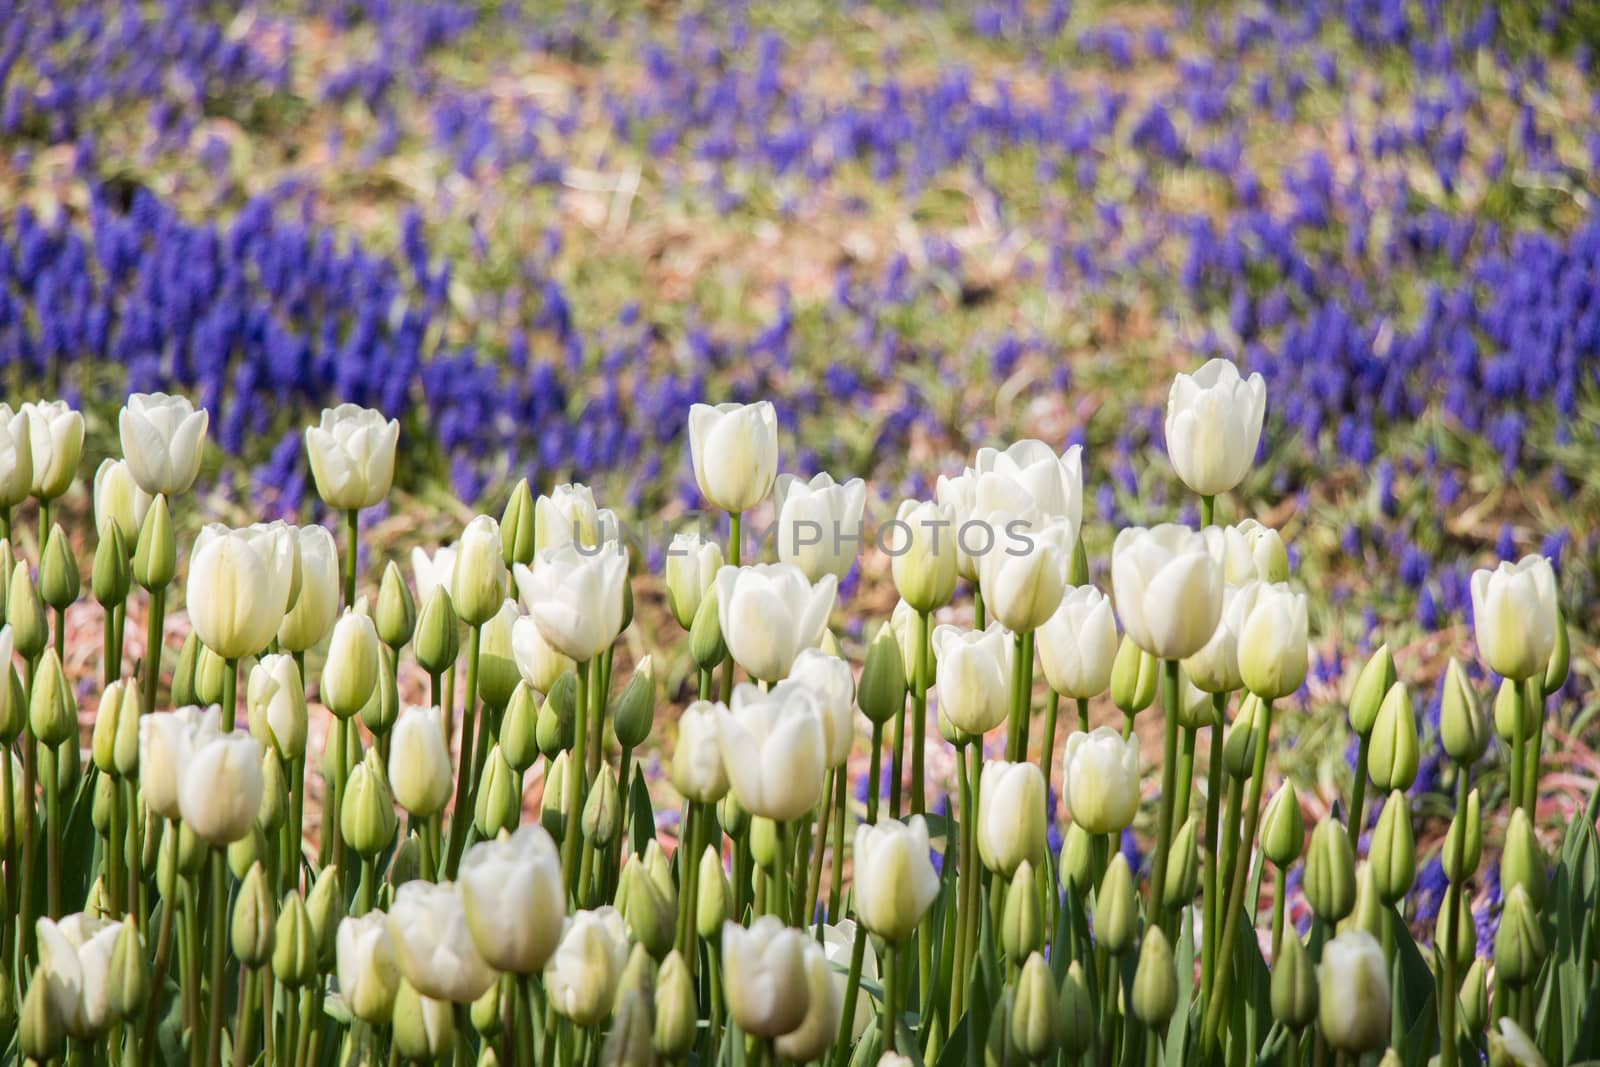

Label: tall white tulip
[1111,524,1224,660]
[853,816,940,942]
[410,545,456,601]
[188,523,299,659]
[179,730,266,845]
[789,647,856,768]
[247,654,308,760]
[1038,586,1118,700]
[1182,581,1262,695]
[1470,555,1558,681]
[510,615,574,694]
[974,510,1072,632]
[513,540,628,662]
[932,623,1013,736]
[0,403,32,508]
[887,498,958,613]
[977,760,1048,876]
[687,402,779,514]
[721,917,811,1038]
[389,706,454,817]
[386,881,498,1003]
[278,524,339,652]
[139,705,222,820]
[664,531,723,630]
[458,826,566,974]
[305,404,399,511]
[321,610,381,718]
[544,908,630,1026]
[92,459,151,546]
[1060,727,1141,834]
[451,516,508,627]
[718,681,827,822]
[36,914,124,1037]
[934,468,980,581]
[773,472,867,583]
[1164,357,1267,497]
[713,563,836,683]
[534,483,616,551]
[337,913,401,1024]
[974,439,1084,532]
[671,700,730,805]
[118,392,208,496]
[1237,583,1309,700]
[21,400,84,500]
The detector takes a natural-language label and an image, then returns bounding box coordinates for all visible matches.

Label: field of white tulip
[0,361,1586,1067]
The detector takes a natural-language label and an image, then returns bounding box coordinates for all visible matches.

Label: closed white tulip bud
[510,614,574,695]
[450,516,508,627]
[119,392,208,496]
[774,472,868,583]
[664,532,723,630]
[1470,555,1558,681]
[92,459,152,547]
[513,540,628,662]
[1060,728,1141,835]
[459,825,565,974]
[1206,520,1290,584]
[1112,524,1224,660]
[1491,1018,1548,1067]
[979,760,1048,876]
[322,610,380,719]
[718,682,826,821]
[1038,586,1118,700]
[975,510,1072,633]
[392,980,455,1060]
[387,881,497,1004]
[974,439,1085,532]
[139,705,222,820]
[305,404,399,511]
[278,525,339,652]
[789,647,856,768]
[888,498,958,613]
[776,936,842,1063]
[1238,583,1309,700]
[91,679,141,777]
[35,914,123,1038]
[714,562,836,683]
[1317,930,1389,1054]
[722,917,811,1038]
[887,599,924,687]
[819,921,877,1040]
[389,706,454,818]
[337,913,401,1024]
[687,401,779,514]
[188,522,298,660]
[534,483,617,551]
[935,468,981,581]
[0,403,33,508]
[247,654,307,759]
[853,816,940,943]
[544,907,630,1026]
[476,600,522,709]
[179,730,265,845]
[671,700,730,805]
[22,400,85,500]
[1182,581,1260,694]
[342,750,397,856]
[411,544,457,602]
[932,623,1013,736]
[1164,357,1267,496]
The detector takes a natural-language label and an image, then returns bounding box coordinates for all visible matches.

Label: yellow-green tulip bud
[1494,885,1545,988]
[414,586,460,676]
[1500,809,1547,909]
[1347,643,1394,736]
[718,791,749,837]
[306,866,343,966]
[1439,659,1488,764]
[1317,930,1389,1054]
[1543,606,1569,697]
[1094,853,1137,954]
[92,679,142,776]
[500,478,536,567]
[451,515,507,627]
[1060,823,1094,897]
[1057,961,1094,1057]
[472,745,520,839]
[228,828,267,880]
[1369,792,1414,904]
[258,750,288,833]
[193,645,228,707]
[889,498,958,612]
[477,601,520,710]
[583,768,621,847]
[274,892,317,987]
[92,773,114,833]
[170,631,202,709]
[1012,952,1060,1060]
[343,750,398,856]
[132,494,176,591]
[392,980,455,1062]
[376,560,416,649]
[697,845,730,939]
[1345,862,1385,940]
[1002,860,1043,958]
[1166,816,1201,904]
[1271,931,1317,1031]
[536,671,577,757]
[360,646,399,737]
[987,988,1019,1067]
[1441,788,1482,883]
[390,835,423,886]
[1110,635,1158,715]
[599,989,652,1067]
[750,816,778,871]
[92,524,131,608]
[688,589,726,672]
[38,524,78,610]
[1434,889,1475,967]
[30,649,74,746]
[612,656,655,749]
[857,623,907,726]
[1489,1017,1547,1067]
[19,957,66,1060]
[979,760,1048,877]
[1304,818,1355,923]
[540,752,568,841]
[7,561,48,659]
[500,683,540,773]
[1460,958,1489,1034]
[1368,683,1418,791]
[1224,693,1263,779]
[232,863,276,967]
[1261,783,1303,867]
[470,981,501,1036]
[107,920,149,1020]
[156,821,206,895]
[1493,676,1536,742]
[0,664,23,744]
[323,610,381,718]
[654,951,696,1058]
[1132,927,1178,1027]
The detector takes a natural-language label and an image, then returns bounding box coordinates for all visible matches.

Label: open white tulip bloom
[389,705,454,817]
[977,760,1048,876]
[139,704,223,820]
[664,531,724,630]
[932,622,1013,736]
[973,510,1072,632]
[887,498,959,613]
[1112,524,1224,660]
[722,916,812,1038]
[713,562,836,682]
[410,544,457,601]
[1206,520,1290,584]
[1317,930,1390,1054]
[119,392,209,496]
[21,399,85,499]
[458,826,566,974]
[510,613,575,694]
[337,914,402,1025]
[934,468,980,581]
[92,458,152,545]
[1182,580,1261,695]
[718,681,827,821]
[1164,357,1267,497]
[853,816,940,943]
[322,610,381,717]
[687,401,779,514]
[774,936,841,1062]
[247,653,309,759]
[304,404,399,511]
[773,472,868,582]
[534,482,617,551]
[1038,585,1118,699]
[544,908,630,1026]
[0,402,33,507]
[1237,583,1309,700]
[672,700,730,805]
[975,439,1084,533]
[514,540,628,662]
[189,522,299,660]
[278,524,339,652]
[451,515,508,626]
[1470,555,1558,681]
[179,729,266,845]
[1060,727,1141,834]
[386,881,498,1003]
[789,646,856,768]
[36,914,124,1038]
[819,921,877,1040]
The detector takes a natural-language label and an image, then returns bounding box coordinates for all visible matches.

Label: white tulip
[304,404,399,511]
[978,760,1048,877]
[1204,520,1289,584]
[36,913,124,1037]
[188,522,299,659]
[1038,586,1118,700]
[1060,728,1141,834]
[119,392,208,496]
[278,524,339,653]
[246,654,308,759]
[974,510,1072,633]
[773,472,867,583]
[179,729,265,845]
[671,700,730,805]
[21,399,85,499]
[932,623,1013,736]
[410,545,456,601]
[389,706,454,817]
[1164,357,1267,497]
[337,913,401,1024]
[513,540,628,662]
[321,610,381,718]
[459,825,566,974]
[888,599,922,686]
[1470,555,1558,681]
[853,816,940,942]
[387,881,498,1003]
[887,498,958,613]
[1317,930,1390,1054]
[544,907,630,1026]
[1111,524,1224,660]
[92,459,151,546]
[1181,581,1262,695]
[1237,583,1309,700]
[788,646,856,768]
[721,916,811,1038]
[818,921,877,1040]
[687,401,779,514]
[664,531,723,630]
[139,705,222,820]
[534,483,616,551]
[974,439,1084,533]
[0,403,32,508]
[451,516,508,627]
[713,563,836,683]
[775,936,840,1062]
[509,614,574,694]
[718,681,827,822]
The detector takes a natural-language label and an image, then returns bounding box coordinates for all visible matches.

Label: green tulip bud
[583,768,621,847]
[500,479,536,567]
[470,980,501,1036]
[92,679,142,776]
[473,745,520,839]
[1132,927,1178,1028]
[986,988,1019,1067]
[258,751,288,834]
[750,816,778,870]
[1271,931,1317,1031]
[1439,659,1488,764]
[620,570,635,635]
[393,980,455,1061]
[1489,1017,1546,1067]
[604,990,654,1067]
[414,586,461,676]
[343,750,398,856]
[1303,818,1356,923]
[1260,783,1304,867]
[232,862,276,967]
[1002,860,1044,958]
[617,942,656,1010]
[1493,675,1535,742]
[1165,816,1201,905]
[1494,885,1545,988]
[689,590,726,672]
[132,494,176,591]
[388,834,423,887]
[156,820,205,895]
[376,560,416,649]
[697,845,730,939]
[536,671,578,758]
[274,892,317,986]
[612,656,655,749]
[1110,636,1158,716]
[1543,606,1569,697]
[1440,788,1482,883]
[38,523,78,610]
[306,865,343,967]
[1345,862,1385,940]
[1060,823,1094,897]
[1173,670,1213,730]
[1012,952,1060,1061]
[107,920,149,1019]
[1094,853,1137,954]
[0,664,23,744]
[193,644,227,707]
[1057,960,1094,1057]
[228,828,267,881]
[170,631,202,709]
[1500,809,1547,909]
[654,951,697,1058]
[1347,643,1395,736]
[19,956,66,1060]
[1368,683,1418,791]
[1434,889,1475,967]
[360,646,399,738]
[1459,958,1489,1034]
[936,703,969,746]
[500,682,540,773]
[477,603,520,710]
[621,858,676,958]
[1224,693,1264,779]
[1369,792,1414,905]
[540,752,568,841]
[324,611,381,719]
[92,772,115,833]
[718,791,749,837]
[29,649,74,746]
[857,623,907,726]
[7,561,48,660]
[92,524,131,608]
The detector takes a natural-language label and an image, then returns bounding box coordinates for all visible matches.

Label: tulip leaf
[628,764,655,859]
[937,1016,968,1067]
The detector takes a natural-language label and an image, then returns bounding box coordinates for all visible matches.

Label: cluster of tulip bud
[0,358,1585,1067]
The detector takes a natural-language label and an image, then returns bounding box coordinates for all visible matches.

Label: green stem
[1438,766,1471,1067]
[561,659,591,894]
[911,610,930,816]
[949,743,974,1025]
[717,512,741,705]
[867,722,884,825]
[770,820,790,924]
[1270,864,1287,962]
[45,739,61,918]
[1148,659,1182,927]
[888,690,906,820]
[1522,677,1543,813]
[138,820,179,1067]
[141,584,166,717]
[1041,690,1061,798]
[235,967,261,1067]
[107,770,125,916]
[828,761,848,923]
[205,849,227,1067]
[1173,723,1198,830]
[344,509,359,610]
[443,623,483,878]
[1200,495,1215,529]
[804,769,832,926]
[1348,733,1370,853]
[881,943,901,1055]
[676,801,701,959]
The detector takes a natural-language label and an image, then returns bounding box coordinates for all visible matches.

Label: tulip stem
[1148,659,1182,929]
[828,762,847,923]
[444,623,483,879]
[1041,690,1061,798]
[141,584,167,718]
[888,691,906,820]
[44,738,60,918]
[973,588,985,630]
[1347,732,1370,854]
[139,819,180,1067]
[1438,766,1471,1067]
[1174,724,1198,830]
[1270,864,1287,962]
[235,966,261,1066]
[949,742,974,1025]
[771,819,791,924]
[0,748,13,970]
[911,610,930,816]
[881,943,901,1054]
[344,509,359,610]
[804,770,831,926]
[18,658,37,967]
[1521,677,1543,813]
[205,849,228,1067]
[834,921,869,1063]
[676,800,700,958]
[108,769,126,915]
[1200,495,1215,529]
[561,658,590,894]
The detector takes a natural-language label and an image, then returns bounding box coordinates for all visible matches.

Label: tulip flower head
[721,916,812,1038]
[247,654,308,760]
[852,816,940,942]
[1317,930,1389,1054]
[179,729,266,845]
[188,522,299,660]
[664,531,723,630]
[388,705,454,817]
[21,399,85,500]
[717,682,826,821]
[1164,357,1267,497]
[932,622,1013,736]
[975,439,1084,532]
[1237,583,1309,700]
[773,472,868,583]
[514,539,628,662]
[887,498,959,613]
[458,825,566,974]
[973,508,1073,633]
[452,515,509,627]
[544,907,630,1026]
[0,403,33,508]
[687,401,779,514]
[713,562,836,683]
[337,913,401,1025]
[978,760,1048,876]
[1060,727,1141,835]
[534,482,617,552]
[36,914,126,1038]
[789,646,856,768]
[139,704,223,820]
[92,459,152,547]
[304,404,399,511]
[411,545,457,601]
[278,524,340,653]
[119,392,209,496]
[1038,585,1119,700]
[386,881,498,1004]
[510,613,575,695]
[1470,555,1558,681]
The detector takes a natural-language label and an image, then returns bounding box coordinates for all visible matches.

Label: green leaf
[629,765,655,860]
